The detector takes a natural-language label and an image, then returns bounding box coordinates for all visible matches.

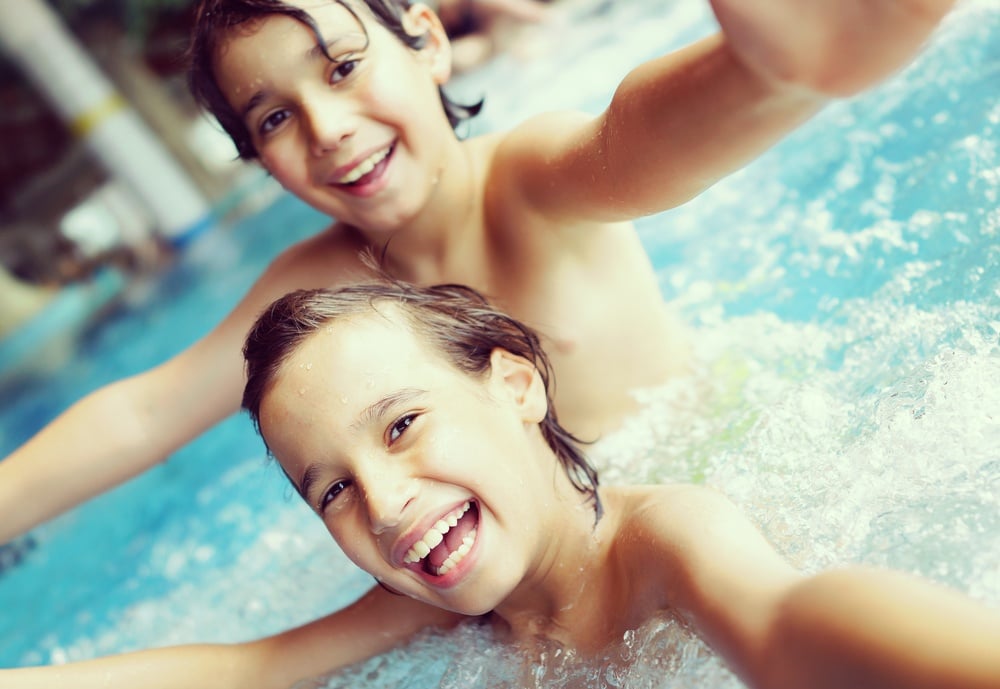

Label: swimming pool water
[1,0,998,686]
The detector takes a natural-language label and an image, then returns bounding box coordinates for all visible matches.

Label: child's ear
[402,3,452,85]
[489,348,547,424]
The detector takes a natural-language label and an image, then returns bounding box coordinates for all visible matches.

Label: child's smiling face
[212,1,455,234]
[257,307,563,615]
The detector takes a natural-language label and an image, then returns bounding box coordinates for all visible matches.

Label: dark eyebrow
[295,387,426,505]
[240,91,267,121]
[352,388,426,433]
[297,464,323,506]
[306,32,368,60]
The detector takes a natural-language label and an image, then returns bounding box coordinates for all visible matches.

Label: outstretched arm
[0,587,462,689]
[0,332,243,542]
[643,485,1000,689]
[499,0,954,221]
[0,228,364,543]
[709,0,955,97]
[759,567,1000,689]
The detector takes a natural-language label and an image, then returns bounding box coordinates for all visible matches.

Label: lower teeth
[432,528,477,576]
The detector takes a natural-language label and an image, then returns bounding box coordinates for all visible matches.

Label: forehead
[211,1,371,86]
[283,309,425,383]
[220,0,370,46]
[257,308,472,463]
[259,310,445,421]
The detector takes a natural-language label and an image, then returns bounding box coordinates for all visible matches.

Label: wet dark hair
[187,0,483,160]
[242,279,603,520]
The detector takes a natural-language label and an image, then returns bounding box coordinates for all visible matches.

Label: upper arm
[493,34,822,225]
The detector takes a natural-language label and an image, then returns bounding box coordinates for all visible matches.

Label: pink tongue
[424,505,477,572]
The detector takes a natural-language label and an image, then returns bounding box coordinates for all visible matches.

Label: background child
[3,280,998,689]
[431,0,551,72]
[0,0,954,546]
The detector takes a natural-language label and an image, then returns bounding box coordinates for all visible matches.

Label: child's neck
[492,488,631,654]
[365,136,492,287]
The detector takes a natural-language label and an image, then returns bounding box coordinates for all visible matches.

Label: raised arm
[499,0,954,222]
[709,0,956,97]
[643,485,1000,689]
[0,587,462,689]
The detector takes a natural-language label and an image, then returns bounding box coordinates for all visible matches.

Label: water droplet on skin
[305,362,313,370]
[298,388,306,396]
[340,396,349,404]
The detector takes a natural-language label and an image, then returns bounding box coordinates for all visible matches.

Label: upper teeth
[337,147,390,184]
[403,501,476,576]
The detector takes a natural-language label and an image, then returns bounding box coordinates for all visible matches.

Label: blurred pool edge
[0,268,126,388]
[0,172,286,391]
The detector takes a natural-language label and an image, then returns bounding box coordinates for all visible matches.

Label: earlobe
[403,3,453,85]
[490,349,547,424]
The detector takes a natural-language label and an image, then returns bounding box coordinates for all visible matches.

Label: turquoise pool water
[1,0,998,686]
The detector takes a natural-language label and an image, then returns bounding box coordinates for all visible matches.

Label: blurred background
[0,0,271,358]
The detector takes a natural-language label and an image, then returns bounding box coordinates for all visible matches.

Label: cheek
[431,422,502,486]
[367,64,441,127]
[259,147,302,183]
[328,511,382,566]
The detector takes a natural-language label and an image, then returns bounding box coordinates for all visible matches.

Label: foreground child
[0,0,955,541]
[3,280,998,689]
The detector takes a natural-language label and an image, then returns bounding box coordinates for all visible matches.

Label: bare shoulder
[609,482,797,582]
[602,484,775,569]
[487,110,599,218]
[494,110,595,161]
[607,483,740,530]
[492,110,595,176]
[602,483,798,636]
[192,221,376,360]
[258,221,374,291]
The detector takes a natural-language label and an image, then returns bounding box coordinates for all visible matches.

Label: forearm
[598,34,823,214]
[594,0,954,214]
[709,0,956,96]
[0,364,235,542]
[0,590,460,689]
[0,643,263,689]
[0,379,151,540]
[758,568,1000,689]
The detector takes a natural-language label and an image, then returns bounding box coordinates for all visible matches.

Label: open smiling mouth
[403,501,479,577]
[334,144,395,187]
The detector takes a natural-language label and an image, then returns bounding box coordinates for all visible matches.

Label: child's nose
[302,96,352,155]
[363,474,417,535]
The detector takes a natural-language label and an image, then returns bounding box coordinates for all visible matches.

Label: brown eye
[330,58,359,84]
[259,109,290,135]
[388,414,416,444]
[319,479,351,512]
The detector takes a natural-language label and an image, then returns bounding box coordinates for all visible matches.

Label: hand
[709,0,955,95]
